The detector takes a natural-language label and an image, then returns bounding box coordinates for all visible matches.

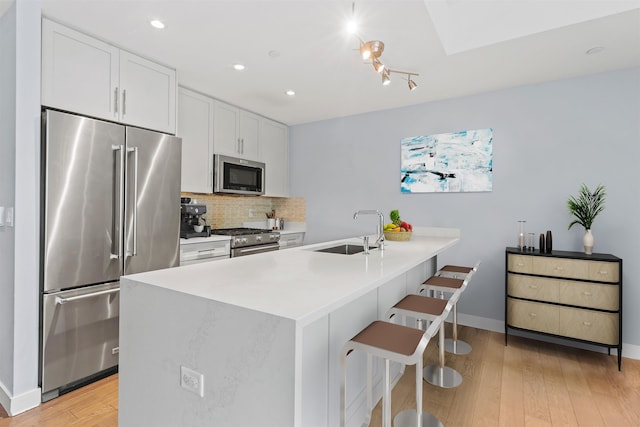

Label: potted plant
[567,183,606,255]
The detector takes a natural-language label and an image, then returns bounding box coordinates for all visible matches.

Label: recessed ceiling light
[150,20,165,30]
[285,90,296,96]
[586,46,605,55]
[233,64,246,71]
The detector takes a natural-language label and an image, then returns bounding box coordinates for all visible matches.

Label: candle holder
[527,233,535,251]
[518,220,526,251]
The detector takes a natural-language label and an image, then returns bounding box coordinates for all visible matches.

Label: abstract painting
[401,128,493,193]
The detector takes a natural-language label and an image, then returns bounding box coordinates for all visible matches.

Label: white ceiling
[28,1,640,125]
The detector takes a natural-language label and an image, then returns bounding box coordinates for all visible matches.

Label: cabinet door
[177,88,214,193]
[259,119,289,197]
[213,101,240,156]
[238,111,260,160]
[119,50,176,134]
[42,18,119,122]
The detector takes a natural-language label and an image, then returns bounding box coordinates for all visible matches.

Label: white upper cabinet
[119,51,176,134]
[42,18,119,122]
[259,118,289,197]
[42,18,176,134]
[213,101,259,160]
[177,87,214,193]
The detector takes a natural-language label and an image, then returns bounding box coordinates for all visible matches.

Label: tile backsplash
[182,193,306,229]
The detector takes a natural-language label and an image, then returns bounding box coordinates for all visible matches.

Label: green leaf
[567,184,606,230]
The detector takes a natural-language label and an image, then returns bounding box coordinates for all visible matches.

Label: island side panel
[119,278,296,427]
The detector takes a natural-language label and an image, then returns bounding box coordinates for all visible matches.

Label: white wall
[289,68,640,347]
[0,0,42,416]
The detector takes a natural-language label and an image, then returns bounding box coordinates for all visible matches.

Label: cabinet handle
[114,87,119,114]
[529,312,537,318]
[528,284,538,289]
[598,270,608,275]
[122,89,127,115]
[516,262,524,267]
[582,291,592,297]
[554,266,564,271]
[583,321,592,327]
[240,138,244,154]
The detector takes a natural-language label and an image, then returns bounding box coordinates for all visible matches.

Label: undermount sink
[314,243,377,255]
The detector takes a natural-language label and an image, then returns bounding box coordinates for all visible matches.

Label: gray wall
[0,0,42,414]
[290,68,640,347]
[0,1,17,396]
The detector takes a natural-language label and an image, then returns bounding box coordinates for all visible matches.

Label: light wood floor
[1,326,638,426]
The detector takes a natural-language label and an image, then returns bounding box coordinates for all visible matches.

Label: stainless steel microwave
[213,154,265,196]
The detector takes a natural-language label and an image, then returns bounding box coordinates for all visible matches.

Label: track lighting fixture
[349,4,418,91]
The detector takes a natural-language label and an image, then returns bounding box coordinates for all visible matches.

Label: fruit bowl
[383,230,412,241]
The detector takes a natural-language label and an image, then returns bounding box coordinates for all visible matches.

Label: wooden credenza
[505,247,623,370]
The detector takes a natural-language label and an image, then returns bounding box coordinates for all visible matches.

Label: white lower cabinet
[278,232,304,249]
[177,87,214,192]
[42,18,176,134]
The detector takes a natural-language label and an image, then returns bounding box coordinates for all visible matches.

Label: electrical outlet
[180,366,204,397]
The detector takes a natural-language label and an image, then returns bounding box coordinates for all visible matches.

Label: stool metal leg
[424,319,463,388]
[393,348,444,427]
[383,359,391,427]
[444,303,472,355]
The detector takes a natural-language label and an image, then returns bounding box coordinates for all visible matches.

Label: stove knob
[243,238,249,244]
[256,236,262,241]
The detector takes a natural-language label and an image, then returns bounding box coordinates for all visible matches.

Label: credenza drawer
[558,307,619,345]
[507,274,559,303]
[587,261,619,283]
[507,299,559,336]
[559,281,619,311]
[507,254,533,274]
[532,257,588,280]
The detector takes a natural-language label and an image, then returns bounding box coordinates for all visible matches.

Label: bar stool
[386,292,458,427]
[341,319,440,427]
[432,261,481,355]
[417,276,471,388]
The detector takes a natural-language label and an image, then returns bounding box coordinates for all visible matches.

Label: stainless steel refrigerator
[40,109,181,401]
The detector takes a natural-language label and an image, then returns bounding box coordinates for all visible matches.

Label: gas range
[210,228,280,257]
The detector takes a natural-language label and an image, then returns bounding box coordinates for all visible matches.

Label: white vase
[583,229,594,255]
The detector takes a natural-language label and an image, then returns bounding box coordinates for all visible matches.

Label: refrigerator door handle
[55,287,120,305]
[127,146,139,257]
[112,145,125,259]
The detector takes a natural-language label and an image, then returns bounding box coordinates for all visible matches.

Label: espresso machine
[180,203,210,238]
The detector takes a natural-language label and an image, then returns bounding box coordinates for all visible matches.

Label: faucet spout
[353,210,385,251]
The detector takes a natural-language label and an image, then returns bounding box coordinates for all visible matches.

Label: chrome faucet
[353,210,385,251]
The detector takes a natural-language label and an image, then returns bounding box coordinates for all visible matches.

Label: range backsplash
[181,193,306,229]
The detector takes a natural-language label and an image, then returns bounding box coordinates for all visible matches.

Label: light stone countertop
[179,234,231,245]
[125,226,458,327]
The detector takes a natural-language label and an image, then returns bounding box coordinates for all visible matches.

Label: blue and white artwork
[401,128,493,193]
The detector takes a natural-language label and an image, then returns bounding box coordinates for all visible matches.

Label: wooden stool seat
[440,264,474,274]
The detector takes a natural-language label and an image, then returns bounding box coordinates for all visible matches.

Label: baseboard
[457,313,640,361]
[0,381,41,417]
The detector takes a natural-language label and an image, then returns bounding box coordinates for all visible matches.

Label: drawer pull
[598,271,608,275]
[554,266,564,271]
[583,321,592,327]
[516,262,525,267]
[529,313,537,318]
[582,291,592,297]
[528,284,538,289]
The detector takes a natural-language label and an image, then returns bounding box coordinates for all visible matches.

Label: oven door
[41,282,120,401]
[232,242,280,257]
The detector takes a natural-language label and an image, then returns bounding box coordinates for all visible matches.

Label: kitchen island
[118,227,459,427]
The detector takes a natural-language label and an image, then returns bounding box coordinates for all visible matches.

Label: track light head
[408,77,417,91]
[372,58,385,73]
[382,69,391,86]
[361,40,384,60]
